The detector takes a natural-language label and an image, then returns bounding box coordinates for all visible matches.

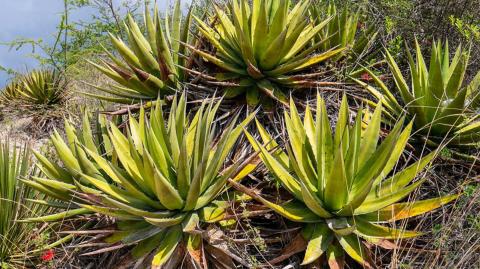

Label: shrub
[191,0,344,107]
[0,69,68,111]
[0,141,56,268]
[25,94,257,267]
[354,39,480,150]
[87,1,194,104]
[236,94,458,267]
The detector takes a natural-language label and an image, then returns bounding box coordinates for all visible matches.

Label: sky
[0,0,186,88]
[0,0,92,87]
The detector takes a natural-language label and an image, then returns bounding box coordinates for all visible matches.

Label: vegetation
[310,2,378,64]
[0,142,53,268]
[239,95,457,267]
[192,0,344,106]
[355,40,480,150]
[87,1,194,104]
[0,69,68,110]
[25,94,257,267]
[0,0,477,268]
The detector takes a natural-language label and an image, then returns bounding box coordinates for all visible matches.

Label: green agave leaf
[102,196,172,219]
[360,194,459,222]
[301,223,334,265]
[385,49,415,106]
[315,94,334,196]
[357,101,382,168]
[300,181,333,218]
[122,225,164,244]
[79,173,142,206]
[182,213,200,232]
[354,178,426,215]
[371,121,413,187]
[144,213,187,229]
[372,150,436,199]
[51,130,81,175]
[82,146,161,209]
[21,179,71,201]
[456,120,480,136]
[184,43,247,75]
[199,201,228,223]
[324,146,348,211]
[466,71,480,106]
[22,208,91,222]
[131,231,165,259]
[229,178,322,222]
[33,150,72,182]
[244,130,302,198]
[340,116,405,214]
[151,226,183,267]
[353,218,422,239]
[146,151,185,210]
[108,33,142,69]
[184,155,207,211]
[336,234,373,268]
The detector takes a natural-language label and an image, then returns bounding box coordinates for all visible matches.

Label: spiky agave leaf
[354,39,480,150]
[0,69,68,110]
[310,2,378,64]
[0,141,62,268]
[240,94,458,267]
[21,110,128,220]
[87,0,194,104]
[191,0,345,106]
[27,93,256,267]
[0,79,23,102]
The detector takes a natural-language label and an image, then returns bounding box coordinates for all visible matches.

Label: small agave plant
[310,3,377,63]
[191,0,344,107]
[87,0,193,104]
[234,95,458,267]
[0,69,68,110]
[25,94,257,268]
[1,79,23,101]
[354,40,480,150]
[0,141,60,268]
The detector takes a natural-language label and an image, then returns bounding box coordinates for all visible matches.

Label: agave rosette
[0,79,23,102]
[354,40,480,149]
[239,95,458,267]
[191,0,345,106]
[0,69,68,109]
[87,1,193,104]
[310,3,378,64]
[25,94,256,267]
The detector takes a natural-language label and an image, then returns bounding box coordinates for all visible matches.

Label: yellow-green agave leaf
[239,94,458,267]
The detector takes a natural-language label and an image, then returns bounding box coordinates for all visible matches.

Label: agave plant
[310,3,377,63]
[0,69,68,110]
[354,40,480,149]
[191,0,345,106]
[0,141,59,268]
[0,79,23,102]
[25,94,257,267]
[21,111,116,220]
[87,1,193,104]
[234,95,458,267]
